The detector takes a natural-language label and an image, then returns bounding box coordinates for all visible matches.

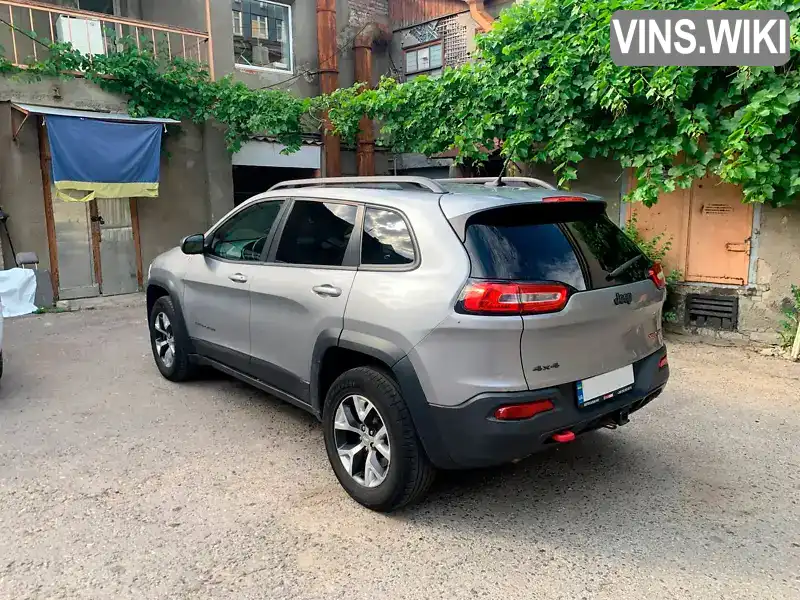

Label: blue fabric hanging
[47,115,162,201]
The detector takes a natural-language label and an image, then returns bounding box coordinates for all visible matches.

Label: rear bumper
[394,346,669,469]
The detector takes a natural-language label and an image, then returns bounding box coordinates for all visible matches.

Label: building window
[252,15,267,39]
[404,43,443,80]
[60,0,116,14]
[233,0,292,72]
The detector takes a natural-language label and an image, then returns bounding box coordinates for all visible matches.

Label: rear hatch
[457,199,665,392]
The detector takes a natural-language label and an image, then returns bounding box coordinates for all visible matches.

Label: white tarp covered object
[0,268,38,317]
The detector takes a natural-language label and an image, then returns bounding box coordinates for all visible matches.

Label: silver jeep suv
[146,176,669,512]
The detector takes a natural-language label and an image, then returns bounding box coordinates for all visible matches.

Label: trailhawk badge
[614,292,633,305]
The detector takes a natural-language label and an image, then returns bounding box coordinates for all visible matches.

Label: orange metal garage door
[627,172,753,286]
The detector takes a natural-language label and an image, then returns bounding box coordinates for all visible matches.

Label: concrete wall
[137,122,211,269]
[742,203,800,341]
[0,103,50,272]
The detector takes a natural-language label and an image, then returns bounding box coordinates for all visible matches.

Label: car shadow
[182,371,789,586]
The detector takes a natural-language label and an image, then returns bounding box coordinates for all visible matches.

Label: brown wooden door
[685,175,752,285]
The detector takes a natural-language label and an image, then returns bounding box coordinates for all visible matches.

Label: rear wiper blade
[606,254,643,281]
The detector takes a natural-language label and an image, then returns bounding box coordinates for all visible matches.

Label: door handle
[312,284,342,297]
[229,273,248,284]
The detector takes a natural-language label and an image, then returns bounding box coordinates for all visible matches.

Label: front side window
[275,201,357,267]
[404,43,443,80]
[233,0,292,72]
[361,208,415,266]
[208,200,284,262]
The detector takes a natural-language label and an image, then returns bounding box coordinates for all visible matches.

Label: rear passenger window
[275,200,357,266]
[361,208,415,266]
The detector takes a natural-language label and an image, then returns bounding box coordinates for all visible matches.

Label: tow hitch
[604,408,630,429]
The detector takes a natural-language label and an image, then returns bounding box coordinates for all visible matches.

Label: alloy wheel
[333,394,391,488]
[153,312,176,369]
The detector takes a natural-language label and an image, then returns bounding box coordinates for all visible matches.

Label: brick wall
[348,0,389,27]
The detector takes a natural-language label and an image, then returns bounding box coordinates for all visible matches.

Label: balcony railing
[1,0,210,68]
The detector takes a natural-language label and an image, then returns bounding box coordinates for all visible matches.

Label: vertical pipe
[166,32,172,60]
[464,0,495,32]
[316,0,340,176]
[10,6,19,64]
[38,118,60,299]
[29,9,37,61]
[354,31,375,176]
[129,198,143,288]
[49,12,54,45]
[204,0,216,80]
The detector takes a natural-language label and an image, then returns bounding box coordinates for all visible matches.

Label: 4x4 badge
[614,292,633,305]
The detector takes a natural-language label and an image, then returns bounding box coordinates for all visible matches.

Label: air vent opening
[686,294,739,331]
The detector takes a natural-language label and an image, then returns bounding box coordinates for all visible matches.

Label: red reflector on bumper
[494,399,554,421]
[658,355,668,369]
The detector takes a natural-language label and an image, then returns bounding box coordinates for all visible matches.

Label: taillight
[542,196,587,203]
[494,399,554,420]
[458,281,569,315]
[658,354,668,369]
[648,262,666,290]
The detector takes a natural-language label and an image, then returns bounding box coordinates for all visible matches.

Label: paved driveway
[0,307,798,599]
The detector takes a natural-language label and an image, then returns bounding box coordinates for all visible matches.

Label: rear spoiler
[446,198,608,242]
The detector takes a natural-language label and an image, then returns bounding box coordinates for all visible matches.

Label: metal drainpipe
[354,29,376,176]
[353,24,389,176]
[464,0,494,32]
[316,0,341,176]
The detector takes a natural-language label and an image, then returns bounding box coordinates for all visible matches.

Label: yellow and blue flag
[47,115,162,202]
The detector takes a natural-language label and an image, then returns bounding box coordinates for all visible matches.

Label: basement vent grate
[686,294,738,331]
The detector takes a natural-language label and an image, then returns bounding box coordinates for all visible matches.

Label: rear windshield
[463,203,649,291]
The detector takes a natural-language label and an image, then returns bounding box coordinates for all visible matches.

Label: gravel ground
[0,306,798,600]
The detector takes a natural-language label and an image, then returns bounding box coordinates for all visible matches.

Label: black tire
[149,296,194,382]
[322,366,436,512]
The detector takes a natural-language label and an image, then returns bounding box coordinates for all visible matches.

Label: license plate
[576,364,635,407]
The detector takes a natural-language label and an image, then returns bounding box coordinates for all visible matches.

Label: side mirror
[181,234,205,255]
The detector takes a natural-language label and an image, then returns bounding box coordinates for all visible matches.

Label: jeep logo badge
[614,292,633,305]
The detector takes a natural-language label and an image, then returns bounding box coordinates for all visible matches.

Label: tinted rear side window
[464,203,647,290]
[361,207,415,266]
[275,200,358,267]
